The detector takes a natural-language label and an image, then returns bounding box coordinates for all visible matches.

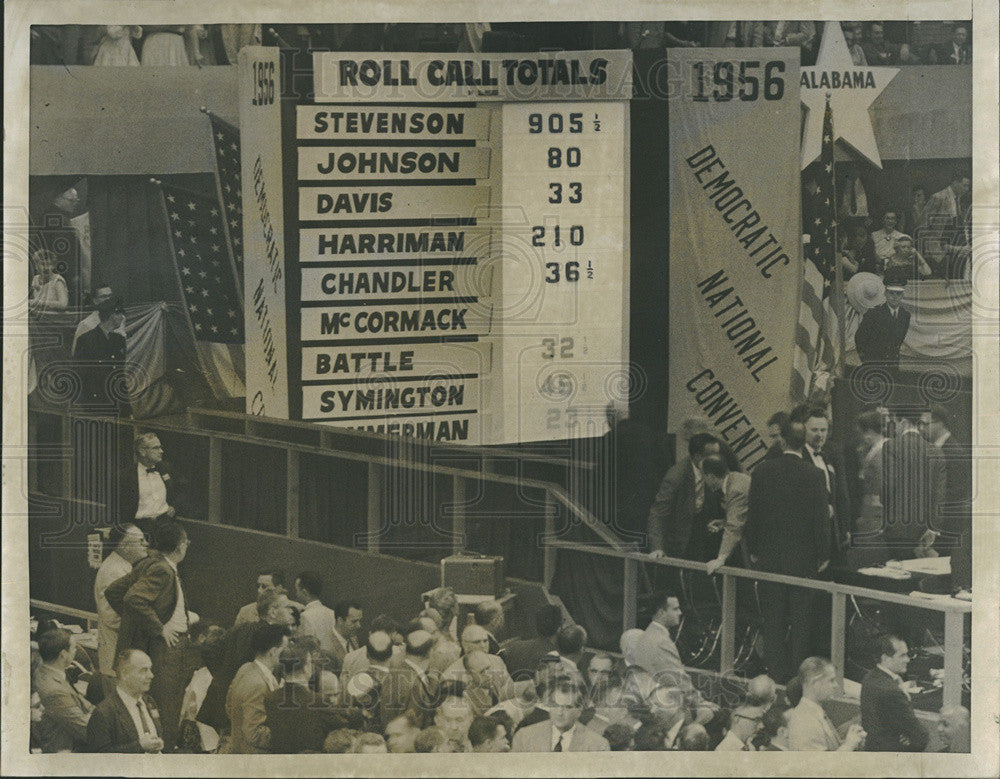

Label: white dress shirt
[253,659,280,692]
[135,463,170,519]
[117,687,155,737]
[162,556,188,634]
[551,723,577,751]
[94,551,132,631]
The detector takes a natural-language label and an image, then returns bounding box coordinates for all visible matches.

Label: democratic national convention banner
[667,48,802,471]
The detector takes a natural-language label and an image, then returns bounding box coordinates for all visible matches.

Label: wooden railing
[30,599,99,631]
[543,540,971,708]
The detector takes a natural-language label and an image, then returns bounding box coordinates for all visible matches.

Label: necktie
[695,478,705,512]
[137,699,152,734]
[553,733,564,752]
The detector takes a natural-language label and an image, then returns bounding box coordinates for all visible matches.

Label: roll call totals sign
[241,49,631,444]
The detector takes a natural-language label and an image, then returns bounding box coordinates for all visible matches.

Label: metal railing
[30,599,100,632]
[543,540,971,708]
[26,406,622,561]
[27,406,971,707]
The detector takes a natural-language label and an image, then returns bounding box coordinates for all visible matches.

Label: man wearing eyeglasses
[860,634,929,752]
[715,704,767,750]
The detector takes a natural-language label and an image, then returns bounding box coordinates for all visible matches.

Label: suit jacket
[717,471,750,561]
[882,430,946,545]
[73,326,126,408]
[786,697,841,751]
[119,460,177,526]
[33,663,94,752]
[197,620,258,732]
[628,620,695,696]
[860,668,928,752]
[746,452,831,577]
[646,458,701,555]
[511,720,609,752]
[264,681,344,753]
[298,600,339,656]
[855,303,911,366]
[499,635,557,677]
[86,689,162,752]
[223,661,274,754]
[104,550,180,655]
[938,433,972,539]
[804,444,852,550]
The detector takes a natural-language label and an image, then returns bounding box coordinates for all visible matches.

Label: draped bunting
[28,302,230,418]
[844,279,972,375]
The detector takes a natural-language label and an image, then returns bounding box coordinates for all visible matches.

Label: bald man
[937,706,970,753]
[445,626,518,706]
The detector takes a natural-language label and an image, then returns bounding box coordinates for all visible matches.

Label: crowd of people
[30,542,970,755]
[644,399,971,683]
[30,21,973,66]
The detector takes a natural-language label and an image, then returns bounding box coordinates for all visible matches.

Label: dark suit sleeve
[103,567,138,616]
[87,704,143,753]
[882,686,929,752]
[123,564,174,637]
[647,467,681,553]
[807,468,832,566]
[745,471,764,560]
[855,310,875,363]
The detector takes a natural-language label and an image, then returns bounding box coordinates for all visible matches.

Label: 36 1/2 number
[692,60,784,102]
[528,112,583,133]
[544,262,580,283]
[252,60,276,105]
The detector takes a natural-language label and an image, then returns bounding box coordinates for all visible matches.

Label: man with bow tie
[860,634,928,752]
[120,433,177,530]
[796,405,852,557]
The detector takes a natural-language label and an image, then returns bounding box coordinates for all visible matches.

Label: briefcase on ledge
[441,552,505,598]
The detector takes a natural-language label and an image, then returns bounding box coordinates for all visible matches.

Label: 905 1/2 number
[692,60,785,102]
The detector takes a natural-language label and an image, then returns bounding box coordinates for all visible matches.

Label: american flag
[793,95,842,401]
[157,180,246,398]
[205,110,244,277]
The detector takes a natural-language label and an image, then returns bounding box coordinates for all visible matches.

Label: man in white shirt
[293,571,338,656]
[86,648,164,753]
[94,524,148,672]
[511,677,609,752]
[125,433,176,526]
[715,703,767,750]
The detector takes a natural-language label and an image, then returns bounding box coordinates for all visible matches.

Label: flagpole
[150,177,225,399]
[200,106,245,310]
[827,93,846,379]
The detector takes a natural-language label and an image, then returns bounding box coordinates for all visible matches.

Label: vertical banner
[239,46,289,418]
[667,49,801,471]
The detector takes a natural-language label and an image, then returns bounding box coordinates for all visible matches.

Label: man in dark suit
[104,519,195,751]
[118,432,177,530]
[860,634,929,752]
[794,404,852,555]
[919,405,972,588]
[86,649,164,753]
[265,638,344,753]
[647,433,723,560]
[499,604,561,677]
[198,587,296,734]
[855,283,911,368]
[745,421,831,683]
[72,298,127,413]
[881,411,946,551]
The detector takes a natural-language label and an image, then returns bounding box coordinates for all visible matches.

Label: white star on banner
[800,22,898,169]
